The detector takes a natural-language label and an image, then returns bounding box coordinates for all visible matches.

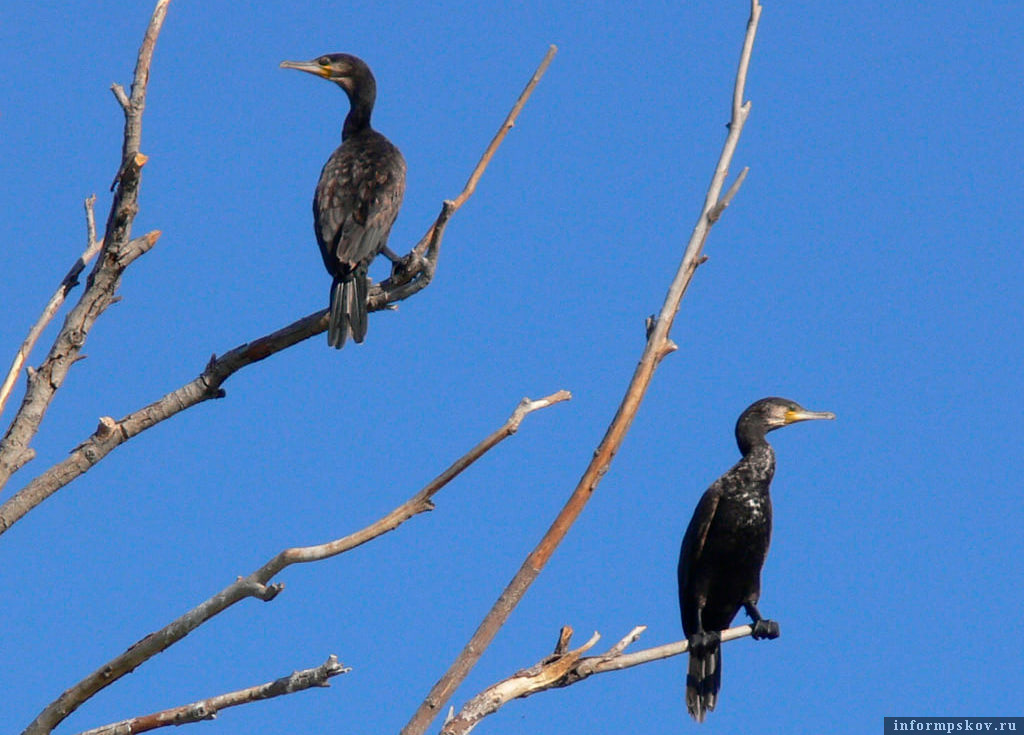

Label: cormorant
[281,53,406,348]
[677,397,834,722]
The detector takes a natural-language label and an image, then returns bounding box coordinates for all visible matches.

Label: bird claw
[688,630,721,657]
[750,619,780,640]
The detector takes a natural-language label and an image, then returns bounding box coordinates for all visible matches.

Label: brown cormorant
[677,397,834,722]
[281,53,406,348]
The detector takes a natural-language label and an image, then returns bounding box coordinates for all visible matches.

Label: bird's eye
[318,56,331,66]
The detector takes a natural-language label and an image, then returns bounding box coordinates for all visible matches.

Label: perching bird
[280,53,406,348]
[677,397,834,722]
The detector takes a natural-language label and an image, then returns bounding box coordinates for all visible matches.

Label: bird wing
[314,136,406,274]
[680,485,721,577]
[678,482,723,635]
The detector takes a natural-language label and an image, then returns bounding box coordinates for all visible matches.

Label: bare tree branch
[73,656,349,735]
[250,391,570,576]
[443,629,601,735]
[0,0,171,494]
[568,624,754,678]
[0,199,103,420]
[0,308,316,535]
[401,4,763,733]
[0,44,555,539]
[375,44,557,306]
[20,392,569,735]
[443,624,756,734]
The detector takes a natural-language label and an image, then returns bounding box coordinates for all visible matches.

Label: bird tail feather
[686,646,721,722]
[327,270,369,349]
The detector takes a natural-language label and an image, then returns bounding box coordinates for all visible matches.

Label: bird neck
[736,425,770,456]
[737,442,776,486]
[342,86,376,141]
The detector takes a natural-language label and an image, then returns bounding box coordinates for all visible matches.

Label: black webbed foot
[687,630,721,657]
[750,618,780,640]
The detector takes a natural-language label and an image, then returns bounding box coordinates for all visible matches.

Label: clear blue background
[1,2,1021,733]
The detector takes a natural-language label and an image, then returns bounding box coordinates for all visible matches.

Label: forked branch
[443,624,757,735]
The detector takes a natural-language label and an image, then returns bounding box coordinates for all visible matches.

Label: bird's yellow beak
[784,408,836,424]
[280,60,330,79]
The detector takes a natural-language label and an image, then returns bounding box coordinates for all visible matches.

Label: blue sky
[1,2,1022,734]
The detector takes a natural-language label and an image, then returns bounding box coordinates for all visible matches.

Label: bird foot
[390,251,425,280]
[750,619,780,640]
[687,630,721,657]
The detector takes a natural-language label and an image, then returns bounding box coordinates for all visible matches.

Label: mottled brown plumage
[281,53,406,348]
[677,397,834,721]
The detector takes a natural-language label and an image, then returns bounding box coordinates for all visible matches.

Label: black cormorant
[677,397,834,722]
[281,53,406,348]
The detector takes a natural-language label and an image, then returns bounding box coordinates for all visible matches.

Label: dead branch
[401,4,763,733]
[73,656,349,735]
[375,44,557,306]
[0,44,555,539]
[20,392,568,735]
[443,624,756,734]
[0,198,103,420]
[251,391,570,574]
[442,629,601,735]
[0,0,171,494]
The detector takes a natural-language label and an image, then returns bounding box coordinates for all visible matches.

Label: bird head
[280,53,375,100]
[735,397,835,453]
[745,397,836,431]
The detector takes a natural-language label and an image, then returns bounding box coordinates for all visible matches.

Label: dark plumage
[281,53,406,348]
[677,397,834,722]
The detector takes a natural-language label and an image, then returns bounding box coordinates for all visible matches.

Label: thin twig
[708,166,748,223]
[0,0,171,494]
[0,45,554,537]
[401,6,763,733]
[443,624,755,734]
[0,198,104,419]
[73,656,349,735]
[251,391,570,576]
[450,45,557,213]
[20,392,568,735]
[380,44,557,305]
